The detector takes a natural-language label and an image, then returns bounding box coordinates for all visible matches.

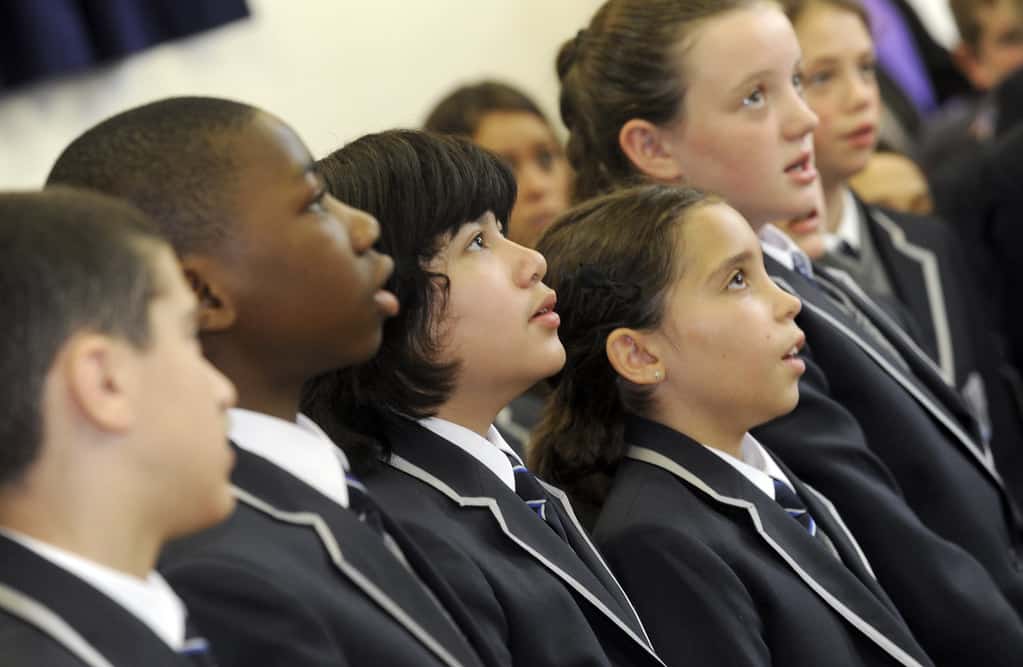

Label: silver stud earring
[653,370,662,381]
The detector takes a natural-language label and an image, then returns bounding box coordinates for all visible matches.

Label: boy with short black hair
[0,187,237,666]
[48,97,484,667]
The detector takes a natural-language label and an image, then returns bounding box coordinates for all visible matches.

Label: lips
[372,254,399,317]
[782,332,806,360]
[531,292,557,320]
[784,152,818,186]
[843,123,876,148]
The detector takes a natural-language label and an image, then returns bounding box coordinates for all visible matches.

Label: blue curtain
[0,0,249,91]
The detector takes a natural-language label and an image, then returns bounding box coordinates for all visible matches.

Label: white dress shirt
[418,416,520,491]
[705,433,796,500]
[824,189,862,254]
[0,528,186,650]
[759,223,815,277]
[229,408,349,508]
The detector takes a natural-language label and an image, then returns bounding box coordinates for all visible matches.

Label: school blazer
[0,535,212,667]
[594,416,932,667]
[861,198,1023,502]
[159,444,485,667]
[364,414,664,667]
[751,253,1023,665]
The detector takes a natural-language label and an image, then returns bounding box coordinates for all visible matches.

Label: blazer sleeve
[754,348,1023,665]
[601,523,770,666]
[163,556,351,667]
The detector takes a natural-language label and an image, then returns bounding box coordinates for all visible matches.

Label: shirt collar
[229,408,349,508]
[758,222,812,275]
[417,416,518,491]
[0,528,186,650]
[825,188,862,253]
[705,433,794,500]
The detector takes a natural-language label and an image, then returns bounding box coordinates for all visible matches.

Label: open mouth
[782,334,806,360]
[531,293,557,320]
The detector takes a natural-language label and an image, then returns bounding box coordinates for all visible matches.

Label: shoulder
[0,612,91,667]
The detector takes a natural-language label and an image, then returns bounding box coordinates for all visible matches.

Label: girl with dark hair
[302,130,663,667]
[547,0,1023,664]
[424,81,571,250]
[533,183,930,665]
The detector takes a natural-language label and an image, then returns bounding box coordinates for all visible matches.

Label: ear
[61,334,138,433]
[606,328,665,385]
[180,255,236,332]
[619,118,686,183]
[952,42,992,91]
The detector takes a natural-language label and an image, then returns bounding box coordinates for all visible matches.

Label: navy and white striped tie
[772,477,816,536]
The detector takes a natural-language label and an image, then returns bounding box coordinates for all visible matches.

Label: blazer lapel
[622,428,930,667]
[766,257,1002,488]
[382,417,662,663]
[0,536,186,667]
[864,202,955,385]
[229,444,470,667]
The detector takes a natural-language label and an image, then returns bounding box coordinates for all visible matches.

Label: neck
[646,403,747,460]
[0,480,160,579]
[823,180,846,234]
[202,337,304,421]
[434,381,520,438]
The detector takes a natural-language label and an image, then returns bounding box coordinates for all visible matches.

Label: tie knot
[772,478,816,536]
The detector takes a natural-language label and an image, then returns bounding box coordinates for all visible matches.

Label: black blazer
[861,200,1023,501]
[750,253,1023,665]
[159,444,485,667]
[594,416,932,666]
[363,414,664,667]
[0,534,212,667]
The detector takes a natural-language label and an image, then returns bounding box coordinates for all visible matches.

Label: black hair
[301,130,517,470]
[0,187,164,486]
[424,80,551,137]
[528,184,716,517]
[557,0,760,201]
[46,96,258,257]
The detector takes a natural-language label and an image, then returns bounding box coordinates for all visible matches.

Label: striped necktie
[504,454,569,541]
[772,478,817,536]
[178,621,215,666]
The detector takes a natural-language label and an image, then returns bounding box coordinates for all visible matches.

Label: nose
[208,359,238,410]
[511,238,548,287]
[772,279,802,320]
[784,88,819,141]
[846,69,877,111]
[330,195,380,253]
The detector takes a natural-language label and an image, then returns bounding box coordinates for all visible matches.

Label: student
[302,130,663,667]
[787,0,1023,502]
[533,183,931,666]
[424,81,569,455]
[424,80,571,250]
[553,0,1023,663]
[47,97,486,667]
[0,187,236,666]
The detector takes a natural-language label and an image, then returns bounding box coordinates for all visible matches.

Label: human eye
[536,148,555,172]
[792,71,805,94]
[727,269,749,290]
[806,69,833,88]
[306,187,327,215]
[742,87,766,108]
[860,59,877,79]
[467,232,487,251]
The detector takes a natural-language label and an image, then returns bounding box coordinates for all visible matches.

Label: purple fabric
[861,0,938,114]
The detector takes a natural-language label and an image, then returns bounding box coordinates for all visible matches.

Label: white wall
[0,0,602,189]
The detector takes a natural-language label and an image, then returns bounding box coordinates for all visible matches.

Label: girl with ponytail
[550,1,1023,663]
[533,183,931,666]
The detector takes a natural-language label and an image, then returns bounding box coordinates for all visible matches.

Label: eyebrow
[707,250,754,285]
[730,69,774,95]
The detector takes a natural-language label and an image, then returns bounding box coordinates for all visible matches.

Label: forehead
[678,203,759,272]
[473,111,554,149]
[229,112,315,195]
[796,2,873,54]
[682,4,801,89]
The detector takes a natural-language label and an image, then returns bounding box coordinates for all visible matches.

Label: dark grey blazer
[594,416,932,666]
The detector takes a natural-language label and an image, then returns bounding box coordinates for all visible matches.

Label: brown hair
[529,184,718,519]
[781,0,870,31]
[557,0,761,202]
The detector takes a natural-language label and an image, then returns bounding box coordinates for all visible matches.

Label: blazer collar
[228,443,474,667]
[0,535,188,667]
[622,418,930,667]
[381,415,662,663]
